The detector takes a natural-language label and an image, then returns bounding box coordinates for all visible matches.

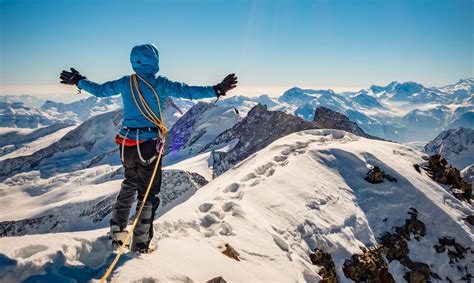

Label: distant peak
[248,103,268,115]
[457,78,474,84]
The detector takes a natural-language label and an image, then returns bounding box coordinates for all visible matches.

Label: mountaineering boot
[109,225,131,250]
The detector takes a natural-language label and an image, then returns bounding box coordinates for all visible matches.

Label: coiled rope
[100,74,167,282]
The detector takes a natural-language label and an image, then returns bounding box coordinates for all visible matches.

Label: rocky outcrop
[434,236,471,264]
[221,243,240,261]
[313,107,380,140]
[343,246,395,282]
[202,104,320,176]
[343,208,434,283]
[207,276,227,283]
[202,104,379,177]
[380,209,435,282]
[365,166,397,183]
[309,248,338,283]
[422,154,472,202]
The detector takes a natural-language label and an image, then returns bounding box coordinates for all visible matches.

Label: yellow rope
[134,74,167,135]
[100,74,167,282]
[135,74,166,125]
[133,75,161,125]
[129,75,166,134]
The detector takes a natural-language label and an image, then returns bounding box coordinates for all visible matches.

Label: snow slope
[1,129,471,282]
[0,125,76,160]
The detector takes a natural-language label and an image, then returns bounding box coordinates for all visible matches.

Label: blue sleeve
[77,77,126,97]
[156,76,217,100]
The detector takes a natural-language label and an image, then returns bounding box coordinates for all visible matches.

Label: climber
[59,43,237,253]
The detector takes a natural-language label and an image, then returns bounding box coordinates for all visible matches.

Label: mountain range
[2,78,472,142]
[0,78,472,282]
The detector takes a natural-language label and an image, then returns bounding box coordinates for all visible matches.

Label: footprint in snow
[222,201,239,212]
[198,202,214,213]
[200,213,222,228]
[273,155,288,163]
[222,201,245,217]
[218,221,234,236]
[224,183,240,193]
[210,210,226,220]
[240,173,257,182]
[255,162,276,176]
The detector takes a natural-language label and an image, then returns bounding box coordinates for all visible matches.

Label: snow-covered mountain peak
[0,95,45,108]
[279,87,337,106]
[454,78,474,87]
[373,81,433,102]
[0,101,57,128]
[40,96,122,123]
[392,81,425,93]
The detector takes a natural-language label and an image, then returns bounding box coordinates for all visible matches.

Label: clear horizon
[1,0,472,99]
[1,78,472,101]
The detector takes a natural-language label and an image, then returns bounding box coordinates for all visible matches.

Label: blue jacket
[77,44,217,140]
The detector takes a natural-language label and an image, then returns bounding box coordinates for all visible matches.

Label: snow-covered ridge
[40,96,122,124]
[0,101,57,128]
[0,129,471,282]
[0,124,76,160]
[0,110,123,178]
[202,104,378,177]
[0,95,45,109]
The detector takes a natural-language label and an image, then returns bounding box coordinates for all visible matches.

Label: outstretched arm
[60,68,123,97]
[77,78,123,98]
[157,76,216,100]
[157,73,238,100]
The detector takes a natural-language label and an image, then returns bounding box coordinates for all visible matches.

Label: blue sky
[0,0,472,97]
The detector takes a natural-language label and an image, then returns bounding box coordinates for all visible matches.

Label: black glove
[214,73,238,98]
[60,68,86,86]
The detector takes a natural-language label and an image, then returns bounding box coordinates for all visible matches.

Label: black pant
[111,140,162,251]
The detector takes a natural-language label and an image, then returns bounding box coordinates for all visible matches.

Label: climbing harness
[120,128,130,163]
[100,74,167,283]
